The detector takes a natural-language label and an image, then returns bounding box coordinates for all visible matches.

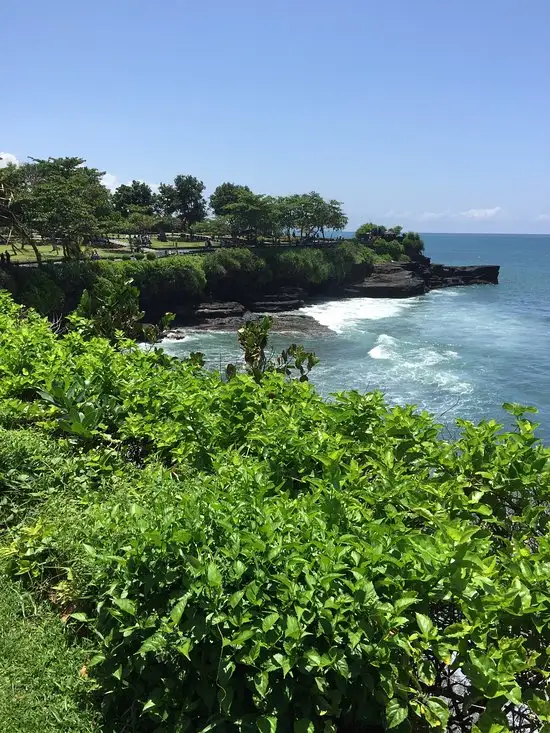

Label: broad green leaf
[176,638,192,659]
[112,597,136,616]
[386,698,408,728]
[170,595,189,625]
[254,670,269,698]
[207,562,222,588]
[262,612,279,632]
[294,719,315,733]
[258,715,278,732]
[285,614,301,639]
[416,612,434,636]
[229,590,245,608]
[69,612,89,622]
[424,697,450,728]
[138,632,167,655]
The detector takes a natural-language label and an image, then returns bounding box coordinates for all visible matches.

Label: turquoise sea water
[162,234,550,436]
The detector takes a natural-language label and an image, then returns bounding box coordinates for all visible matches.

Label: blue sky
[3,0,549,233]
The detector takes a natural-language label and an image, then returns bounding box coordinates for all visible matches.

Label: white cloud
[536,213,550,222]
[102,172,119,191]
[419,209,452,221]
[0,152,19,168]
[419,206,502,222]
[383,209,411,219]
[460,206,501,220]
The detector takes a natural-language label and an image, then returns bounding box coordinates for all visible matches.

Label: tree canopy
[0,152,426,263]
[0,157,111,260]
[157,174,207,231]
[209,182,251,216]
[112,180,156,216]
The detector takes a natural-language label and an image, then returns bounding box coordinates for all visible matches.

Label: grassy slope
[0,574,100,732]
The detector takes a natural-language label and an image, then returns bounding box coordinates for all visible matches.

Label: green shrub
[0,292,549,733]
[0,268,16,294]
[203,248,270,298]
[146,252,156,260]
[15,268,65,314]
[134,252,145,260]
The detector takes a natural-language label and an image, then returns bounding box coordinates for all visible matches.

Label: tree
[355,222,385,244]
[157,174,207,231]
[126,208,157,235]
[112,180,156,216]
[209,182,251,216]
[0,163,43,263]
[223,190,276,240]
[2,157,112,261]
[402,231,425,259]
[324,199,348,237]
[287,192,347,240]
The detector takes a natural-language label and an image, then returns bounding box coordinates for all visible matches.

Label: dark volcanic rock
[194,302,246,319]
[346,263,426,298]
[345,262,500,299]
[166,312,332,337]
[250,288,306,313]
[427,264,500,289]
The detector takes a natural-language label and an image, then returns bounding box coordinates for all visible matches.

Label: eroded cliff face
[171,262,500,331]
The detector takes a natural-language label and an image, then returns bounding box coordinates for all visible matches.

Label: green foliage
[157,174,207,231]
[7,243,374,318]
[355,223,425,261]
[203,247,271,298]
[15,267,65,314]
[0,291,549,732]
[70,276,147,341]
[6,157,112,260]
[209,182,252,216]
[113,180,156,217]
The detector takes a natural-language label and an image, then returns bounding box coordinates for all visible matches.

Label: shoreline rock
[165,312,333,339]
[169,262,499,332]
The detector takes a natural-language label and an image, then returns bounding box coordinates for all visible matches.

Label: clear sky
[3,0,549,233]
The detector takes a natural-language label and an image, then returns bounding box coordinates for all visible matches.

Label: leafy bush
[134,252,145,260]
[0,292,549,732]
[146,252,156,260]
[203,247,271,298]
[15,268,65,314]
[6,243,380,320]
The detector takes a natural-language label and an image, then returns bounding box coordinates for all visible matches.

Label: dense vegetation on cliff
[0,292,548,732]
[2,242,377,318]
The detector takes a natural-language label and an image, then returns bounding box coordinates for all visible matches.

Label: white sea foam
[365,334,471,395]
[368,333,398,359]
[299,297,419,333]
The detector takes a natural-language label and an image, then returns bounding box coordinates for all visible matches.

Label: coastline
[164,260,500,338]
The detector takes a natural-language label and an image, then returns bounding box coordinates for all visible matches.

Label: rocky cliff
[178,261,500,330]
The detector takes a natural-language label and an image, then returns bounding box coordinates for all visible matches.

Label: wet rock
[167,313,332,337]
[427,264,500,288]
[346,264,426,298]
[194,302,246,319]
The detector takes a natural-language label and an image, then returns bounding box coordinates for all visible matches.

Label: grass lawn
[150,237,206,249]
[0,574,99,732]
[9,244,63,263]
[8,245,131,264]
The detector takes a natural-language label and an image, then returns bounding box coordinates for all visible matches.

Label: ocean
[162,234,550,437]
